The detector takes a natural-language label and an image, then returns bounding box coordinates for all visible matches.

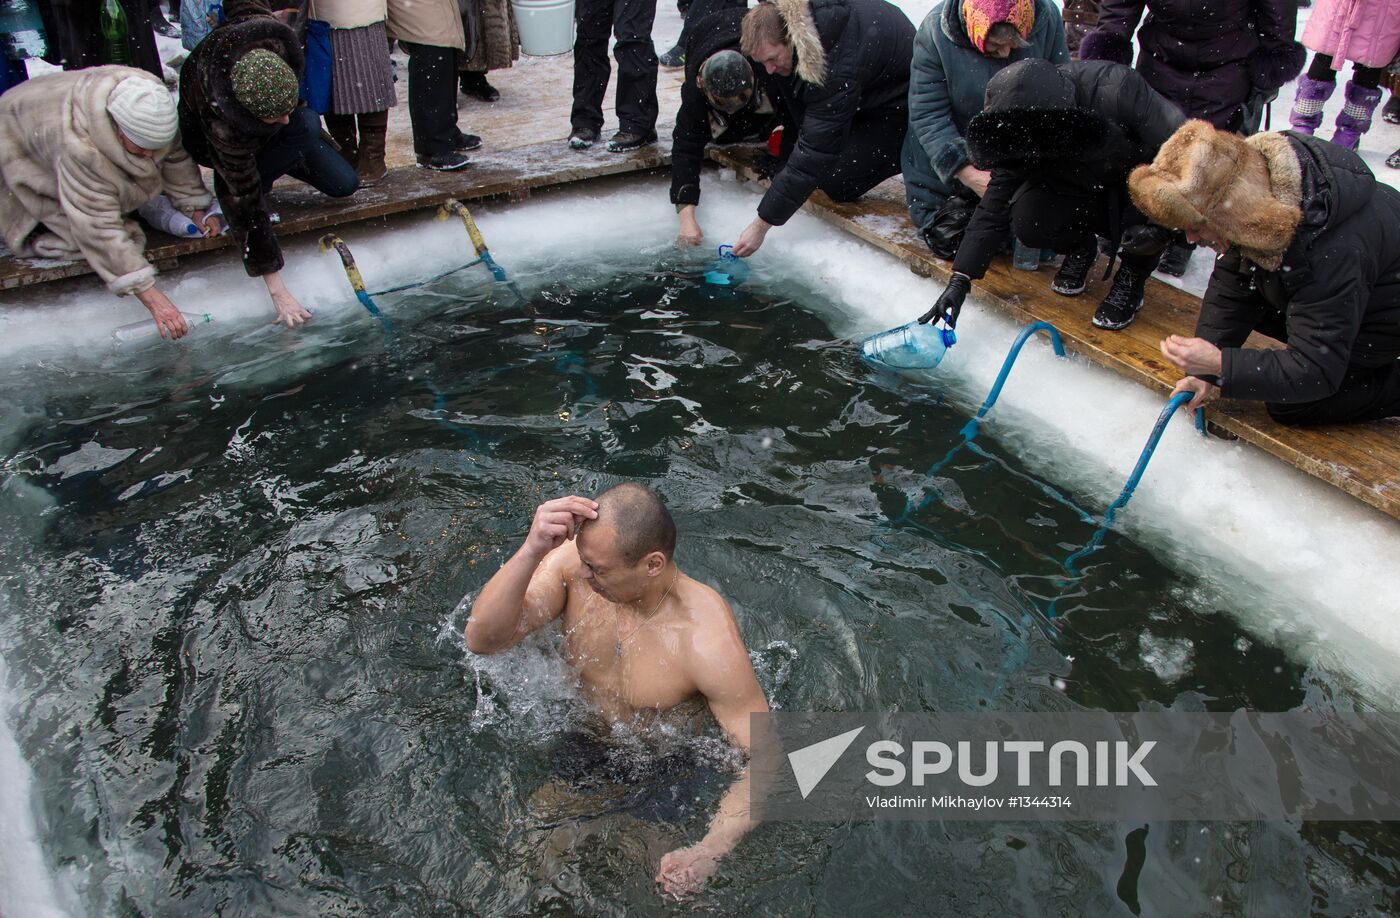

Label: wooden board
[707,145,1400,523]
[0,137,672,291]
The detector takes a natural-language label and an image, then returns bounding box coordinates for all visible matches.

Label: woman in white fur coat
[0,66,217,340]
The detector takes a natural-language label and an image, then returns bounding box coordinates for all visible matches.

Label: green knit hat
[231,49,299,120]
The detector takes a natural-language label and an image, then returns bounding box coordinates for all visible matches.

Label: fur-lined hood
[1128,120,1305,270]
[774,0,829,85]
[964,59,1184,176]
[198,15,303,137]
[965,57,1108,168]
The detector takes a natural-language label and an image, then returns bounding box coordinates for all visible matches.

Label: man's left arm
[756,65,861,229]
[655,609,769,898]
[1219,258,1367,403]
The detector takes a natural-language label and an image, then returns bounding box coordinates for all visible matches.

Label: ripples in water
[0,266,1394,915]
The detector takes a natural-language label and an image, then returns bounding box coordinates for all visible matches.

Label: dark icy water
[0,262,1395,915]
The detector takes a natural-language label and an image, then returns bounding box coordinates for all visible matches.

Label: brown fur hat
[1128,120,1303,270]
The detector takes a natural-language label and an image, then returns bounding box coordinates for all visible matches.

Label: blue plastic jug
[861,320,957,369]
[703,244,750,286]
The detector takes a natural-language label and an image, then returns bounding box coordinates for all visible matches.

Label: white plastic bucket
[512,0,575,57]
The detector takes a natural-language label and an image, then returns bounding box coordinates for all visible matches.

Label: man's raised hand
[523,496,599,559]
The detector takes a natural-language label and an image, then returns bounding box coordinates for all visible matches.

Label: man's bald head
[584,483,677,565]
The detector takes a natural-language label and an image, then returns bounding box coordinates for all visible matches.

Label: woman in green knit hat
[178,0,359,329]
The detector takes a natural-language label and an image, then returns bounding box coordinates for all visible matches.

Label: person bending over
[1130,119,1400,426]
[671,7,793,247]
[465,483,770,898]
[0,67,219,340]
[917,58,1185,333]
[729,0,914,257]
[902,0,1070,259]
[179,0,359,329]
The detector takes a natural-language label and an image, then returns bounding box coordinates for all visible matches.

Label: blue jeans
[256,106,358,198]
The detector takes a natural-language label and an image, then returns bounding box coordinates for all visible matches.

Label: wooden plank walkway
[706,146,1400,522]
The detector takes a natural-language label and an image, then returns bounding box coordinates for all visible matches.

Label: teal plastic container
[703,244,750,286]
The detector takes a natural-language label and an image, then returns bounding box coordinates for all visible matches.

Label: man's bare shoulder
[530,540,583,615]
[678,576,750,657]
[540,538,584,577]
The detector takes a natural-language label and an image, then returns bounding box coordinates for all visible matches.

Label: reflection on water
[0,263,1395,915]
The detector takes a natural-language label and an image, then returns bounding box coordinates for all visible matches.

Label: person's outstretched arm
[656,603,770,898]
[465,496,598,655]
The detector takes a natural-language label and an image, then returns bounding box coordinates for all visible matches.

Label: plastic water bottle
[703,244,750,286]
[138,197,199,237]
[1012,237,1039,271]
[861,320,957,370]
[112,312,213,343]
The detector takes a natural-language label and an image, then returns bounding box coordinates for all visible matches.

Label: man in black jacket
[729,0,914,257]
[178,0,358,328]
[919,58,1185,332]
[1131,120,1400,426]
[670,7,792,247]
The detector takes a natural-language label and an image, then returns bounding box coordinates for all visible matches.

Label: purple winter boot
[1289,74,1335,134]
[1332,81,1384,150]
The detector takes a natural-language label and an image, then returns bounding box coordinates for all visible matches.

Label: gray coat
[901,0,1069,232]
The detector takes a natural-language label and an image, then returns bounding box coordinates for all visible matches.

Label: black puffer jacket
[1197,134,1400,404]
[757,0,914,226]
[952,59,1185,279]
[670,8,793,208]
[1079,0,1303,130]
[177,0,302,277]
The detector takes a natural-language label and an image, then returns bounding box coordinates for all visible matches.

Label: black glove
[918,273,970,327]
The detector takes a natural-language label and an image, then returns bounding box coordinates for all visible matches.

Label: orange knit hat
[961,0,1035,53]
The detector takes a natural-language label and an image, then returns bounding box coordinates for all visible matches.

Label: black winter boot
[1051,238,1099,296]
[1093,263,1148,330]
[1385,94,1400,124]
[459,71,500,102]
[658,45,685,69]
[1155,240,1195,278]
[606,130,657,153]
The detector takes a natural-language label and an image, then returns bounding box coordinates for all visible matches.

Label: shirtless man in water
[465,483,769,898]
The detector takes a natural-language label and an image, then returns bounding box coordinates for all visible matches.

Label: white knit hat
[106,76,179,150]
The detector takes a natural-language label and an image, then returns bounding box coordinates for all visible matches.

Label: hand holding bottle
[918,273,970,328]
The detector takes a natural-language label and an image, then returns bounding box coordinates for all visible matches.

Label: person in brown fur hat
[1130,119,1400,426]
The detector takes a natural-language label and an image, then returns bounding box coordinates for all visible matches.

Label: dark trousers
[1010,185,1162,273]
[400,40,461,157]
[1265,362,1400,426]
[256,106,360,197]
[1308,53,1383,89]
[571,0,659,136]
[672,0,745,54]
[38,0,161,77]
[1,56,26,96]
[813,107,906,203]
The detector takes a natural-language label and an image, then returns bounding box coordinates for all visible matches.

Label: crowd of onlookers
[0,0,1397,425]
